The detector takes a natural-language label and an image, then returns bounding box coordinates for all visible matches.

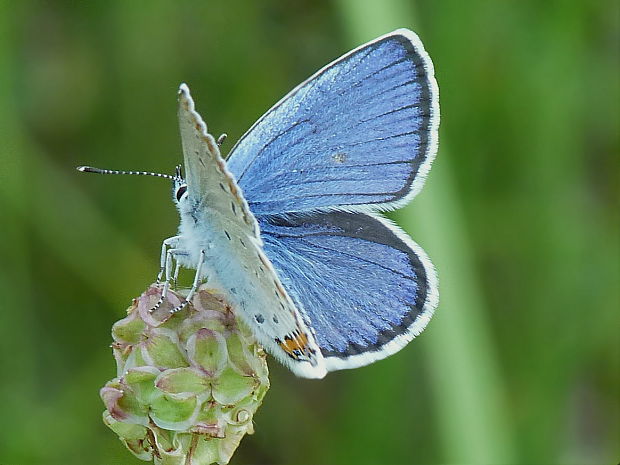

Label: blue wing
[259,211,438,371]
[226,29,439,216]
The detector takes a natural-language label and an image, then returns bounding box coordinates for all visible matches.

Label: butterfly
[79,28,439,378]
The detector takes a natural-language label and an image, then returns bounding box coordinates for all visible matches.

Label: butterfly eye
[176,185,188,201]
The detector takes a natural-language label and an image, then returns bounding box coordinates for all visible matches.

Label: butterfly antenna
[77,166,177,180]
[216,133,227,147]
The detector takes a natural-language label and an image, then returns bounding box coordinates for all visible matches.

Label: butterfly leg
[171,259,182,289]
[150,243,178,313]
[170,249,205,314]
[156,236,180,283]
[163,246,190,290]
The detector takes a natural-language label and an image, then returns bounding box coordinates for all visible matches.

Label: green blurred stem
[0,2,38,450]
[334,2,517,463]
[407,157,516,464]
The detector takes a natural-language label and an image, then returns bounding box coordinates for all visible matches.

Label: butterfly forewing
[226,29,439,216]
[178,84,259,240]
[177,85,326,378]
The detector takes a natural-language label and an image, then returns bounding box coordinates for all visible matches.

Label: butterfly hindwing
[259,211,438,371]
[226,29,439,216]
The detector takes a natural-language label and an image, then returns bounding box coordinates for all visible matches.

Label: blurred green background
[0,1,618,464]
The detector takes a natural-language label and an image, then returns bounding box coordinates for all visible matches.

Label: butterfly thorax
[174,197,210,270]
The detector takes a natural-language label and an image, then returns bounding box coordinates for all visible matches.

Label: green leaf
[187,328,228,376]
[141,329,188,369]
[211,368,258,406]
[124,366,161,404]
[155,367,208,395]
[150,392,198,431]
[112,313,146,344]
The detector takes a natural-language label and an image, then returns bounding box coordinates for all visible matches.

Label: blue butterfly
[80,28,439,378]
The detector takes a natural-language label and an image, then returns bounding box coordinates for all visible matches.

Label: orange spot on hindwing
[276,332,312,360]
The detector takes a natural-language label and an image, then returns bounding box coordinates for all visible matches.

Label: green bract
[101,285,270,465]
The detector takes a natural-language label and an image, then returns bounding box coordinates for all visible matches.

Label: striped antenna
[77,166,177,180]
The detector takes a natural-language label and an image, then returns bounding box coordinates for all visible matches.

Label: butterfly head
[172,164,189,205]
